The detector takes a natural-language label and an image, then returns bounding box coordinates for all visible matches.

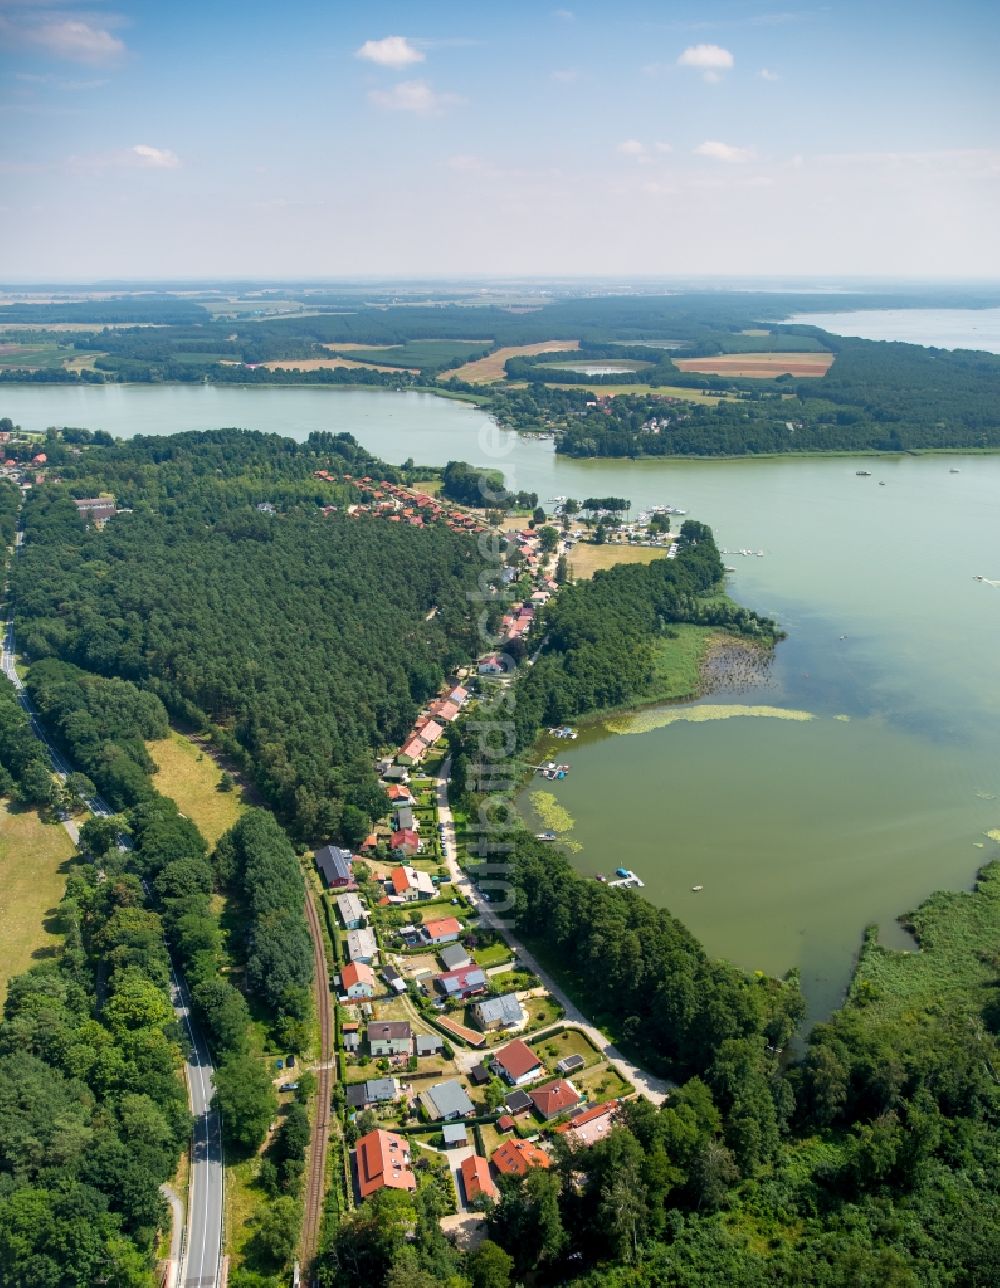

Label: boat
[856,470,872,476]
[595,873,607,882]
[536,831,557,842]
[691,884,704,892]
[878,481,886,486]
[724,565,736,573]
[950,468,960,474]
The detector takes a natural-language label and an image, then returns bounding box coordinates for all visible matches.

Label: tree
[537,525,559,554]
[214,1053,277,1155]
[532,506,546,525]
[250,1195,300,1268]
[467,1238,514,1288]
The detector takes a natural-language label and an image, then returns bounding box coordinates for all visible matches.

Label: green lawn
[147,730,247,847]
[646,623,718,703]
[329,340,491,371]
[531,1027,602,1073]
[572,1062,632,1101]
[473,942,515,969]
[0,801,75,1004]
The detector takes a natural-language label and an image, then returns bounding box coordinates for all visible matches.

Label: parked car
[280,1081,299,1093]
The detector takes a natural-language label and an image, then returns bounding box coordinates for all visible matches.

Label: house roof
[555,1101,619,1147]
[474,993,524,1027]
[497,1113,515,1131]
[368,1021,411,1043]
[415,1033,443,1056]
[365,1077,398,1102]
[419,720,444,745]
[529,1079,581,1119]
[449,686,469,703]
[491,1138,551,1177]
[503,1089,534,1115]
[356,1129,416,1199]
[438,942,472,970]
[341,962,375,990]
[556,1053,586,1074]
[442,1122,468,1146]
[346,928,378,961]
[424,1079,475,1120]
[493,1039,543,1082]
[460,1154,498,1203]
[435,967,487,996]
[400,738,426,760]
[335,892,365,922]
[315,844,352,883]
[431,700,460,722]
[423,916,462,939]
[389,829,420,851]
[387,784,413,802]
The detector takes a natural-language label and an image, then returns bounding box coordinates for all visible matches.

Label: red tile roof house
[398,737,427,765]
[389,863,434,899]
[340,961,376,999]
[460,1154,499,1205]
[491,1138,551,1177]
[355,1129,417,1199]
[386,784,415,805]
[418,719,444,747]
[429,699,461,723]
[528,1078,581,1122]
[555,1100,620,1148]
[492,1039,544,1087]
[421,915,462,944]
[388,829,420,858]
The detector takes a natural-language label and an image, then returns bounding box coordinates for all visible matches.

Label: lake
[784,306,1000,354]
[3,381,999,1019]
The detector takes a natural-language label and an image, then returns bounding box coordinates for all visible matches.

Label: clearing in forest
[568,544,668,580]
[441,340,581,383]
[0,801,74,1003]
[673,352,834,378]
[147,730,247,847]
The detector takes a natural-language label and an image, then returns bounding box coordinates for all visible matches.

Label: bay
[3,381,999,1017]
[783,306,1000,353]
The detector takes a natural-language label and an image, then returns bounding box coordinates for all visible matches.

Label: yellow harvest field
[441,340,580,383]
[569,544,669,579]
[147,731,246,847]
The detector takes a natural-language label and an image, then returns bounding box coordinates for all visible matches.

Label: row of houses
[396,682,470,766]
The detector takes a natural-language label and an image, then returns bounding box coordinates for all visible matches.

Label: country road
[435,758,674,1105]
[2,534,224,1288]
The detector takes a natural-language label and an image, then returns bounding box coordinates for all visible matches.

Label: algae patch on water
[528,791,583,851]
[604,703,817,737]
[986,828,1000,843]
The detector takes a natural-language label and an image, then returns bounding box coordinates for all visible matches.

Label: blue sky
[1,0,998,279]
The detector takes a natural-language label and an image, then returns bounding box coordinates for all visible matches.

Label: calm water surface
[784,306,1000,353]
[4,382,999,1018]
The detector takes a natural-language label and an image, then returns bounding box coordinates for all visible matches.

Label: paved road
[3,539,223,1288]
[435,759,673,1105]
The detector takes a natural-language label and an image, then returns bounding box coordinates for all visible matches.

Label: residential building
[335,892,366,930]
[503,1089,534,1117]
[355,1129,416,1199]
[460,1154,498,1204]
[449,685,469,705]
[438,942,472,971]
[383,964,406,994]
[491,1138,551,1177]
[316,844,353,888]
[387,783,414,805]
[393,805,416,832]
[430,699,460,723]
[478,654,505,675]
[469,1062,491,1086]
[418,719,444,746]
[472,993,524,1032]
[382,765,409,783]
[343,1029,361,1053]
[368,1021,412,1057]
[529,1079,581,1122]
[421,1079,475,1121]
[442,1123,468,1149]
[346,927,378,964]
[398,738,427,765]
[492,1039,544,1087]
[340,962,376,999]
[389,864,434,899]
[388,829,420,858]
[555,1101,619,1148]
[421,915,462,944]
[415,1033,443,1057]
[434,966,488,1001]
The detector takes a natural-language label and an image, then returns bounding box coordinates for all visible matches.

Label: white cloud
[368,80,461,115]
[617,139,646,157]
[760,67,780,81]
[355,35,424,69]
[694,140,755,162]
[131,144,179,169]
[618,139,671,163]
[654,141,673,154]
[553,8,575,19]
[20,19,125,65]
[677,43,734,82]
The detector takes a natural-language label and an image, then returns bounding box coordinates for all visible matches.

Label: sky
[1,0,998,281]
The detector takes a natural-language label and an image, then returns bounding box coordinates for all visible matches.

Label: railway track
[301,886,334,1274]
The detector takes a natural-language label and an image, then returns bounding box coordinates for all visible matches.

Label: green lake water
[4,382,1000,1018]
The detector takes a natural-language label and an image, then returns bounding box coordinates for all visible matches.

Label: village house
[433,966,488,1001]
[421,1079,475,1122]
[389,864,434,900]
[354,1128,416,1200]
[421,915,462,944]
[555,1101,619,1148]
[392,805,416,833]
[342,1024,361,1054]
[529,1079,581,1122]
[415,1033,443,1058]
[388,829,420,858]
[346,1077,398,1110]
[492,1039,544,1087]
[438,941,472,972]
[382,963,407,994]
[386,783,415,806]
[428,699,460,723]
[340,961,376,999]
[448,685,469,705]
[472,993,525,1032]
[442,1122,468,1149]
[398,737,427,766]
[419,718,444,747]
[503,1089,534,1118]
[346,927,378,964]
[368,1020,412,1057]
[491,1138,551,1178]
[335,892,366,930]
[478,654,505,676]
[460,1154,498,1204]
[315,844,354,889]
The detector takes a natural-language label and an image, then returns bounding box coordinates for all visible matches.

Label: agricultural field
[328,339,492,371]
[673,351,834,377]
[0,341,97,370]
[441,339,580,383]
[261,356,418,374]
[568,543,668,580]
[146,730,246,847]
[0,801,75,1004]
[543,381,735,403]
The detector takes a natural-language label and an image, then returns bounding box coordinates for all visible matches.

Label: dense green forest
[11,430,486,840]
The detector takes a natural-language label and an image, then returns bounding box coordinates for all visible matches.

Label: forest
[11,430,487,841]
